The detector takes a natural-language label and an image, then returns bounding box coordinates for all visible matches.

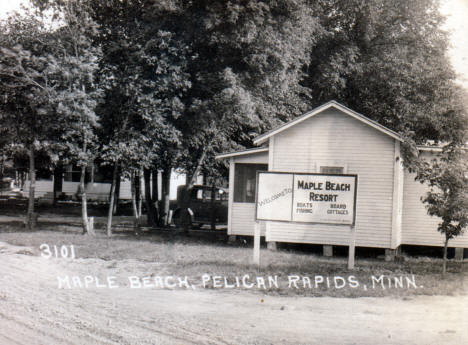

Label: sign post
[348,225,356,269]
[253,221,261,266]
[255,171,358,268]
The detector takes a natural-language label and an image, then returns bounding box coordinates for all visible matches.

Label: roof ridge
[253,101,403,145]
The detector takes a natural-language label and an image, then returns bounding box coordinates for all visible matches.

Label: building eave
[417,146,443,152]
[215,147,269,160]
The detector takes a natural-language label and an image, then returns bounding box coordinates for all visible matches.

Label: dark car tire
[173,209,192,229]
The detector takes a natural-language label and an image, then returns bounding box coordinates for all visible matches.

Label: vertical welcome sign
[256,173,294,221]
[256,172,357,225]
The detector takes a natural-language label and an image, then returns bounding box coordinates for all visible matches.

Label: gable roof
[253,100,404,145]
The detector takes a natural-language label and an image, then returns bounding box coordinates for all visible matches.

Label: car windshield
[191,187,228,201]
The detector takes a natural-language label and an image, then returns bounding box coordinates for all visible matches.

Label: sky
[1,0,467,88]
[440,0,468,88]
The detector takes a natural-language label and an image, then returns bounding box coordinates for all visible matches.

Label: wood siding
[229,152,268,235]
[268,109,396,248]
[231,202,266,236]
[23,180,133,200]
[402,168,468,247]
[23,169,187,201]
[234,152,269,164]
[22,180,53,198]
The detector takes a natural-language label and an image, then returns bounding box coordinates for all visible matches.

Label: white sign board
[256,173,293,221]
[256,172,357,225]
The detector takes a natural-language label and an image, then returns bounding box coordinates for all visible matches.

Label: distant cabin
[22,167,188,201]
[216,101,468,254]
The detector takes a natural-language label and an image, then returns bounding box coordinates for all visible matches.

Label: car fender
[173,208,195,224]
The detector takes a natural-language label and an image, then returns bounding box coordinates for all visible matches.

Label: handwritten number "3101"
[40,244,76,259]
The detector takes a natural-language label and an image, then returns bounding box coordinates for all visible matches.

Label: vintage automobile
[171,185,228,229]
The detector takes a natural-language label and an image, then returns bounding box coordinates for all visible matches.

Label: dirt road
[0,241,467,345]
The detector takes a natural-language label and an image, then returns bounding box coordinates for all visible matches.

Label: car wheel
[174,209,192,230]
[173,210,182,227]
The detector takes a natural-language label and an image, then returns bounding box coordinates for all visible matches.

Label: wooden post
[348,225,356,269]
[267,241,277,251]
[88,217,94,234]
[253,221,261,266]
[385,249,396,262]
[323,245,333,257]
[167,210,173,225]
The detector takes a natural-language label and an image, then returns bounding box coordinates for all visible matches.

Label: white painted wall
[231,203,266,236]
[22,169,190,201]
[229,152,269,236]
[22,180,53,198]
[267,109,397,248]
[402,152,468,247]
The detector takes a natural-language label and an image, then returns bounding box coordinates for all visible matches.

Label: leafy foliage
[416,146,468,240]
[0,11,63,228]
[174,0,323,180]
[91,1,192,179]
[1,0,467,235]
[0,14,58,150]
[47,2,102,168]
[415,144,468,273]
[303,0,467,164]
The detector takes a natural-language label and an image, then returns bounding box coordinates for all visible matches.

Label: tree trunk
[131,171,140,232]
[152,168,160,225]
[26,145,36,230]
[53,162,63,205]
[152,168,158,202]
[80,165,93,235]
[106,162,119,237]
[443,236,449,276]
[137,169,143,218]
[113,171,121,215]
[162,167,171,226]
[90,164,95,183]
[144,168,156,227]
[187,149,207,189]
[210,184,216,231]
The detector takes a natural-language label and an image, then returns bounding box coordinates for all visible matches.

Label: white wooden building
[22,169,187,201]
[216,101,468,253]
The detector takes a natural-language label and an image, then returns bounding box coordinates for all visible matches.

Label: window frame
[318,162,348,174]
[233,163,268,203]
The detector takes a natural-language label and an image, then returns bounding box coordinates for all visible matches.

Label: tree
[92,1,192,231]
[0,13,58,229]
[303,1,468,266]
[416,144,468,275]
[175,0,323,186]
[89,1,326,213]
[302,0,467,162]
[36,0,103,235]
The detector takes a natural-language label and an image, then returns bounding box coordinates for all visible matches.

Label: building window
[234,163,268,203]
[63,164,114,183]
[320,166,344,174]
[64,165,82,182]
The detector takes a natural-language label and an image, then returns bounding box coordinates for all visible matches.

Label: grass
[0,225,466,298]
